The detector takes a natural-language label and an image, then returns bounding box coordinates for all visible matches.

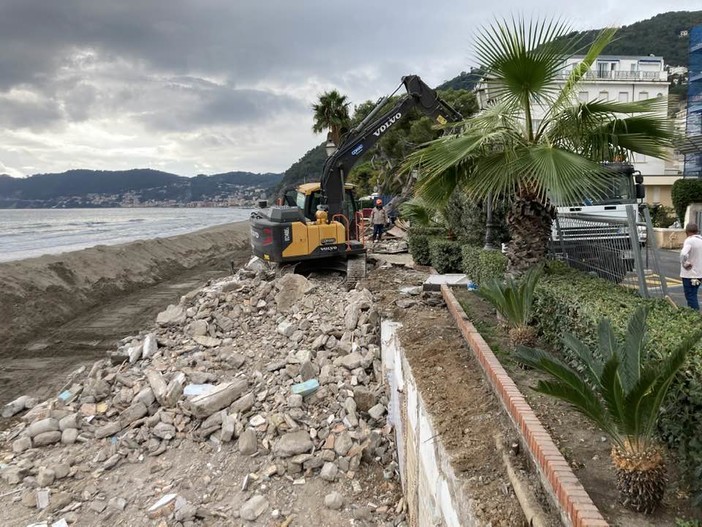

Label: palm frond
[548,27,617,115]
[517,345,618,440]
[399,199,438,227]
[597,317,618,362]
[618,306,647,394]
[478,266,542,326]
[509,144,609,204]
[562,331,603,385]
[476,17,574,115]
[641,331,699,439]
[599,356,627,441]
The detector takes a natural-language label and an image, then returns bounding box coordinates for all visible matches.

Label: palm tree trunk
[505,190,556,275]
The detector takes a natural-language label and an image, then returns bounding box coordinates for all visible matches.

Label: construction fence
[550,205,669,299]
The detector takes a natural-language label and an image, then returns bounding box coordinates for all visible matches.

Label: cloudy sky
[0,0,699,178]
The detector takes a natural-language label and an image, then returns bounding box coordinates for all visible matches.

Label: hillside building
[476,54,680,205]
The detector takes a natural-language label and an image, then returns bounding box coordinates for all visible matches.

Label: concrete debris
[0,266,408,525]
[324,491,344,510]
[240,494,269,521]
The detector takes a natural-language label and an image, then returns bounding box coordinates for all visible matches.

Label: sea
[0,208,254,263]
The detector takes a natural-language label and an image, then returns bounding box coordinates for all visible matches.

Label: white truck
[551,162,647,282]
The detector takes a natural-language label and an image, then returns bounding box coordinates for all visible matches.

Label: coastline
[0,221,254,406]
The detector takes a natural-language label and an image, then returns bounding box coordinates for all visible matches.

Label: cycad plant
[516,307,701,514]
[478,265,542,347]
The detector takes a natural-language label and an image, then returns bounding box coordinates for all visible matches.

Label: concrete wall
[381,320,479,527]
[652,227,686,249]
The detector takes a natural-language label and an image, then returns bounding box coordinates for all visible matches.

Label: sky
[0,0,699,178]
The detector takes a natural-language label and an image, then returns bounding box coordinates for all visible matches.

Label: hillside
[0,169,282,208]
[561,11,702,66]
[438,11,702,91]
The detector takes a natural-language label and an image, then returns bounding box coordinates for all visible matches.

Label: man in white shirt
[680,223,702,310]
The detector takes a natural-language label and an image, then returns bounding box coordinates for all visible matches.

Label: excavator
[249,75,463,284]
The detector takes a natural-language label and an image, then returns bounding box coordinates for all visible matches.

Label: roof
[570,54,664,61]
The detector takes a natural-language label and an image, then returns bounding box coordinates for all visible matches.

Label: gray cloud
[0,0,699,175]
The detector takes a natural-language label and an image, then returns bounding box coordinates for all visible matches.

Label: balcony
[559,70,666,82]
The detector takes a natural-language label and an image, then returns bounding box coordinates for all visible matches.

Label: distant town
[62,184,269,209]
[0,169,281,209]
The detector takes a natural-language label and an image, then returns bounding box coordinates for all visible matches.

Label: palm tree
[478,265,542,347]
[517,307,701,513]
[312,90,351,146]
[405,18,674,274]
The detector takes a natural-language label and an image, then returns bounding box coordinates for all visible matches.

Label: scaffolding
[684,24,702,177]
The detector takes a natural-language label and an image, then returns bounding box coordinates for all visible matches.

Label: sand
[0,221,253,405]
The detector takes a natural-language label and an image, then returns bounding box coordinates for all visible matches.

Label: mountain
[0,169,282,208]
[277,143,328,192]
[556,11,702,67]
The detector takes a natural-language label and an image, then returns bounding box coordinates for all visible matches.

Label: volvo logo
[373,112,402,137]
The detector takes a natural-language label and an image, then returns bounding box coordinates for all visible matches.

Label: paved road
[651,247,685,307]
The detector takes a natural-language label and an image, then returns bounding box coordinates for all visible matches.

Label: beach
[0,221,253,405]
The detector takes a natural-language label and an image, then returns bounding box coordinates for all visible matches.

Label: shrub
[478,250,508,284]
[407,226,445,266]
[532,263,702,504]
[648,203,678,228]
[462,245,481,282]
[443,191,510,246]
[407,234,432,265]
[428,238,463,273]
[461,246,508,285]
[672,179,702,224]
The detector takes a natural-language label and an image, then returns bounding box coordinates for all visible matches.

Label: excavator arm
[321,75,463,218]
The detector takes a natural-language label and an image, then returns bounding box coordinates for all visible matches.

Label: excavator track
[345,254,367,290]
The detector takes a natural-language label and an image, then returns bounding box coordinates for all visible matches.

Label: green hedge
[532,263,702,502]
[428,238,463,273]
[672,179,702,224]
[407,227,446,266]
[462,246,507,285]
[462,245,481,282]
[478,250,508,284]
[408,234,432,265]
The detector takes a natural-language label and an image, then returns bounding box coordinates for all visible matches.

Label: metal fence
[550,205,668,299]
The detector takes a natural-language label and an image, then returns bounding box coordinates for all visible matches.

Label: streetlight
[483,191,497,250]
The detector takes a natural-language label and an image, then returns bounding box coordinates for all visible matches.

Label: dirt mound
[0,222,251,348]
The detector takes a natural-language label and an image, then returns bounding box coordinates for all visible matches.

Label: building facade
[476,54,679,205]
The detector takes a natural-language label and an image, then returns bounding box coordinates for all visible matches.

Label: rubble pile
[0,260,405,526]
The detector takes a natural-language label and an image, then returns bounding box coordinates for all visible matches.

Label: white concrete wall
[381,321,479,527]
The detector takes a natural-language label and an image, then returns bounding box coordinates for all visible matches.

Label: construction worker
[370,199,389,243]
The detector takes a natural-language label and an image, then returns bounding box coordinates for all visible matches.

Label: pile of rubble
[0,259,404,526]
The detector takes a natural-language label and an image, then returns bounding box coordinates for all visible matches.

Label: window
[618,92,629,102]
[598,90,609,100]
[638,91,649,100]
[578,91,588,102]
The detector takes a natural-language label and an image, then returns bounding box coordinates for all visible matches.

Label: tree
[517,308,701,513]
[312,90,351,146]
[406,18,674,274]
